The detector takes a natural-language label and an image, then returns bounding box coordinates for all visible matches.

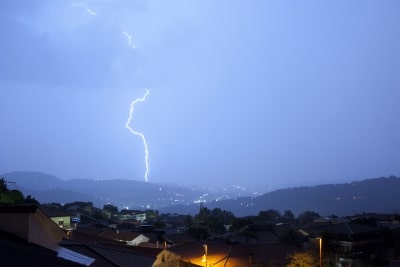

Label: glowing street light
[316,237,322,267]
[202,244,208,267]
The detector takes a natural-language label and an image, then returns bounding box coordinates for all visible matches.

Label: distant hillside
[2,171,399,217]
[164,176,400,217]
[3,171,65,191]
[1,171,206,209]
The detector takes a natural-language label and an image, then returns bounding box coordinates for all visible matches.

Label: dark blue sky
[1,1,399,190]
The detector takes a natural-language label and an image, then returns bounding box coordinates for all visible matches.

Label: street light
[316,237,322,267]
[202,244,208,267]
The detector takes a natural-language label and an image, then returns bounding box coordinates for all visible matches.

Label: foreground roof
[0,230,84,266]
[61,239,160,267]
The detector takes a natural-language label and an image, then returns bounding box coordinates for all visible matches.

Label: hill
[1,171,206,209]
[2,171,399,217]
[166,176,400,217]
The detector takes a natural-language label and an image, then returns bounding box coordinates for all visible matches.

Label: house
[0,205,92,266]
[98,229,150,246]
[302,221,386,266]
[153,240,296,267]
[0,205,66,250]
[65,228,125,245]
[0,229,85,266]
[61,228,162,266]
[41,205,74,229]
[117,209,147,222]
[153,241,231,267]
[0,204,166,266]
[60,239,158,267]
[224,243,296,267]
[221,225,280,245]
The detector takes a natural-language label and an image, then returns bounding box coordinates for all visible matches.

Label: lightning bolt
[122,31,136,49]
[71,1,96,15]
[125,89,150,182]
[70,2,148,183]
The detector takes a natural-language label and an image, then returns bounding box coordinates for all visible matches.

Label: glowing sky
[1,1,400,189]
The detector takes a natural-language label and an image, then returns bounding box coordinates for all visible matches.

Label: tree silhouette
[25,195,40,204]
[0,177,9,193]
[0,177,26,204]
[287,251,318,267]
[257,209,281,222]
[297,210,320,225]
[103,204,119,215]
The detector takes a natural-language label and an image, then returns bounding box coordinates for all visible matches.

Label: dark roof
[74,225,106,236]
[0,230,84,266]
[62,232,163,257]
[67,230,126,245]
[40,205,74,217]
[329,223,379,235]
[61,239,158,267]
[160,240,294,267]
[0,204,38,213]
[226,243,296,267]
[303,222,380,238]
[60,241,115,266]
[167,233,197,245]
[167,240,231,260]
[119,209,145,215]
[98,229,142,241]
[224,230,279,245]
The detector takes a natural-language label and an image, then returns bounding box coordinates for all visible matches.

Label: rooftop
[0,230,84,266]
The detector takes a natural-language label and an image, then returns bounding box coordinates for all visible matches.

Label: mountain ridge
[2,171,399,217]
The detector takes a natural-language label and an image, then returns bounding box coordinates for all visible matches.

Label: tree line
[0,177,39,205]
